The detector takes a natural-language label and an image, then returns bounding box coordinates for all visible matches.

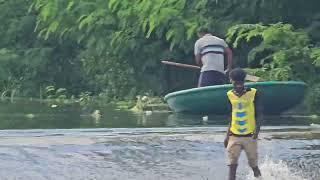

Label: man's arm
[194,40,202,66]
[195,54,202,66]
[253,91,263,139]
[224,47,233,72]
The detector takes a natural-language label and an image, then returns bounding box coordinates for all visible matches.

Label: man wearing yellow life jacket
[224,68,263,180]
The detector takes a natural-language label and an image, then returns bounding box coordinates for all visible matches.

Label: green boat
[164,81,307,115]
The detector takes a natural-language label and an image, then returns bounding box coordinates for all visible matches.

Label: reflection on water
[0,100,314,129]
[0,100,319,179]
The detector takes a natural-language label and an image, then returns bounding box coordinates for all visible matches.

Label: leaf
[185,22,197,40]
[165,29,175,41]
[66,1,74,11]
[169,41,176,51]
[311,48,320,66]
[146,16,156,38]
[108,0,120,12]
[56,88,67,94]
[46,20,59,38]
[78,14,94,29]
[245,24,264,41]
[142,20,148,33]
[174,0,186,10]
[38,28,48,38]
[45,85,55,94]
[247,44,274,65]
[195,0,208,9]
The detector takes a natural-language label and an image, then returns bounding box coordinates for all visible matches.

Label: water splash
[245,157,308,180]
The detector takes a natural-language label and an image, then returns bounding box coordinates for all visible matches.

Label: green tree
[0,0,319,113]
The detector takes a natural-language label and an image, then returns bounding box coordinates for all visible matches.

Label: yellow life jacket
[227,88,257,135]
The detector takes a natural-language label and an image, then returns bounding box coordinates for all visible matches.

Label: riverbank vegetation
[1,0,320,113]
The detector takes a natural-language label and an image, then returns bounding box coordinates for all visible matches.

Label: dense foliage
[1,0,320,112]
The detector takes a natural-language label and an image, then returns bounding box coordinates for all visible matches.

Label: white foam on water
[245,157,308,180]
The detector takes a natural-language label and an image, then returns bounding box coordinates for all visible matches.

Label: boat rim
[164,81,307,101]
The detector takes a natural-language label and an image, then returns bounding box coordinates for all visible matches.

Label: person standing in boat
[194,27,233,87]
[224,68,263,180]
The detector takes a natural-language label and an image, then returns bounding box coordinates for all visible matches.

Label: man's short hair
[229,68,247,82]
[197,27,210,34]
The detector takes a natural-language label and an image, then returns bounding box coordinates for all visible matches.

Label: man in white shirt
[194,27,233,87]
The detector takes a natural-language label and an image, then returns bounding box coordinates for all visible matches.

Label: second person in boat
[194,27,233,87]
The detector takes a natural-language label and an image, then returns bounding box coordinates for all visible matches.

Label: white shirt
[194,34,228,73]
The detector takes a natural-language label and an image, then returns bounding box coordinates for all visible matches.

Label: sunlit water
[0,100,319,179]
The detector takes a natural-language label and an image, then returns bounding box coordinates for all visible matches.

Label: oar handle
[161,61,201,70]
[161,60,260,82]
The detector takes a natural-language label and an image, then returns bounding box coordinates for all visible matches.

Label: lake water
[0,100,319,180]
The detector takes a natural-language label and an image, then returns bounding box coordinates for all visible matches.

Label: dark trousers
[198,70,227,87]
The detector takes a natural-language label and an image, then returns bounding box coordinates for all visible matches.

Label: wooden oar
[161,60,260,82]
[162,61,201,70]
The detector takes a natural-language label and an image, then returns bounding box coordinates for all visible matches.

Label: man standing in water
[224,68,262,180]
[194,27,233,87]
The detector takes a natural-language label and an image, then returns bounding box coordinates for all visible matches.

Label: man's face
[231,80,245,92]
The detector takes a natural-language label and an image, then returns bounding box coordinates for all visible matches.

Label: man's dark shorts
[198,70,227,87]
